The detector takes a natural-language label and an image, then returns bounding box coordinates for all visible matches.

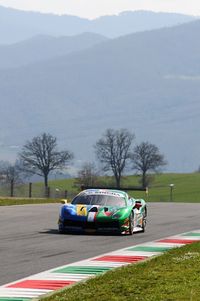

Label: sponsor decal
[76,205,87,216]
[87,212,97,222]
[84,190,124,198]
[104,211,113,217]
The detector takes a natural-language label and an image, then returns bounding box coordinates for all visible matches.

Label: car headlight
[121,218,129,227]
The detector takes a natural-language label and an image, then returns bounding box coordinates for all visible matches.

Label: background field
[1,172,199,204]
[40,172,200,202]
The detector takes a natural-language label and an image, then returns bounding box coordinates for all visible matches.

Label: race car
[58,188,147,235]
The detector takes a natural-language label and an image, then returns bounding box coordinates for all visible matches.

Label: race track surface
[0,202,200,285]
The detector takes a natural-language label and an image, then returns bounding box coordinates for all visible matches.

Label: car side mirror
[61,199,68,204]
[134,203,142,210]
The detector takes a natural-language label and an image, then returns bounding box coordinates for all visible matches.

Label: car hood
[60,204,129,221]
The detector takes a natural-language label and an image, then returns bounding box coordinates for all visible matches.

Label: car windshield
[72,194,126,207]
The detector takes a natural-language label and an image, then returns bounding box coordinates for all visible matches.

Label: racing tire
[144,206,147,218]
[128,212,134,235]
[58,223,65,234]
[141,217,146,233]
[58,228,65,234]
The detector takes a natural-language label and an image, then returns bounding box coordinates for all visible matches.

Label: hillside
[4,173,200,202]
[0,33,108,69]
[0,5,196,43]
[0,21,200,171]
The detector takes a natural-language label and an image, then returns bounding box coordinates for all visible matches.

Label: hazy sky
[0,0,199,19]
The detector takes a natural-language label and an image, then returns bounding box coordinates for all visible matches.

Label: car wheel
[144,206,147,218]
[141,217,146,233]
[128,212,134,235]
[58,223,65,234]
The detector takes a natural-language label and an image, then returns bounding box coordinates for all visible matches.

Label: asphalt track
[0,202,200,286]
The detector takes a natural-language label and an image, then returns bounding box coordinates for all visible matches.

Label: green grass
[0,198,60,206]
[152,172,200,202]
[40,242,200,301]
[44,172,200,202]
[33,178,77,194]
[123,173,200,202]
[1,172,200,203]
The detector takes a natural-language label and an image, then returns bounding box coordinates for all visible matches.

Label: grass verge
[39,242,200,301]
[0,198,60,206]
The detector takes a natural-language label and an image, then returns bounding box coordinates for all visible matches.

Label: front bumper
[58,219,122,233]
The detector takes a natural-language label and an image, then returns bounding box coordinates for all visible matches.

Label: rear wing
[81,185,148,194]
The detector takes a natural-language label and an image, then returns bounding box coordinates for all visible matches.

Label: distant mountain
[0,6,89,44]
[0,20,200,172]
[0,33,108,69]
[0,5,196,44]
[0,21,200,171]
[91,10,196,37]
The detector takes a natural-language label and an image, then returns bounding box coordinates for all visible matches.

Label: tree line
[0,129,166,189]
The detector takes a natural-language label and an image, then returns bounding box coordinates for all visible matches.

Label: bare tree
[19,133,73,188]
[0,160,23,184]
[132,142,167,188]
[94,128,134,188]
[75,162,99,187]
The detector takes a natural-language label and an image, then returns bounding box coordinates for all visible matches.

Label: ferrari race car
[58,188,147,235]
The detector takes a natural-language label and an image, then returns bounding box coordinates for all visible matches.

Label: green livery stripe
[53,266,112,274]
[181,232,200,237]
[127,246,172,252]
[0,297,32,301]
